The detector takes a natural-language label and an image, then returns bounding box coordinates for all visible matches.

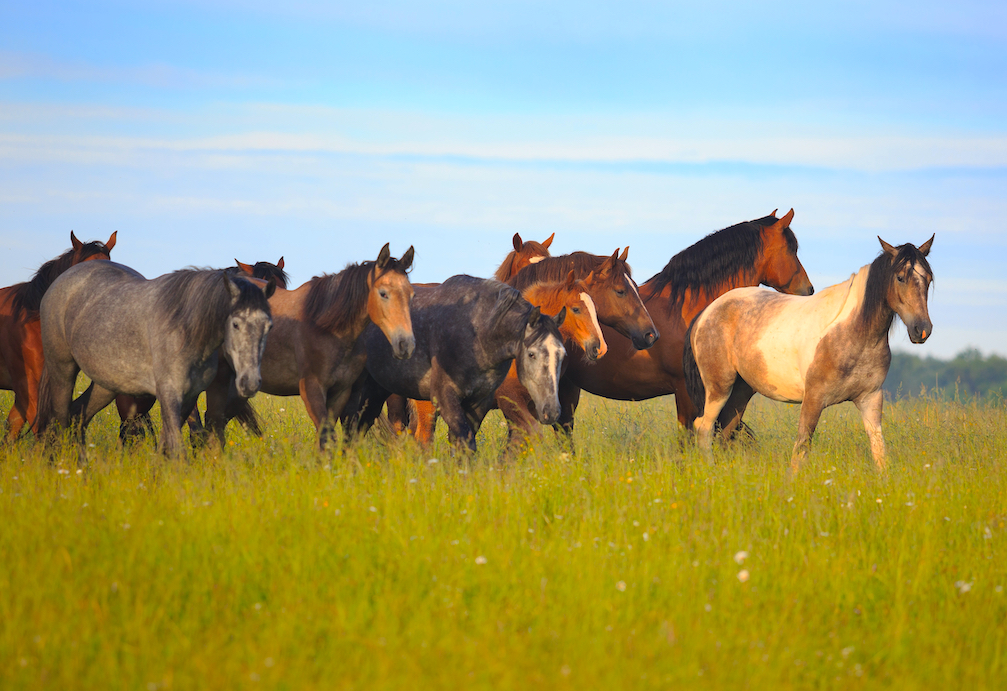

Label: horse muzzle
[909,321,933,344]
[585,338,607,361]
[632,328,659,351]
[390,332,416,360]
[536,400,561,426]
[236,373,262,398]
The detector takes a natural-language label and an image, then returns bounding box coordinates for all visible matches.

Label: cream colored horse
[686,236,933,470]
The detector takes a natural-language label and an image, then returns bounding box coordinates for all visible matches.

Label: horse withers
[35,262,274,460]
[0,231,116,440]
[685,236,934,471]
[342,275,567,453]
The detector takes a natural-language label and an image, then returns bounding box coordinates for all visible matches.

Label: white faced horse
[685,236,934,471]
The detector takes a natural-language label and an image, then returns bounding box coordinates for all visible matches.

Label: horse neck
[494,253,519,282]
[849,264,897,344]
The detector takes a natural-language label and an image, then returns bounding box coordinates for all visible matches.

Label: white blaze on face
[529,256,546,264]
[580,291,607,356]
[624,274,642,300]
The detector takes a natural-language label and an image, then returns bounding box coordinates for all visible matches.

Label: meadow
[1,389,1005,690]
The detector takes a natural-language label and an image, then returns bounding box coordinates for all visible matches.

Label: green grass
[2,390,1006,689]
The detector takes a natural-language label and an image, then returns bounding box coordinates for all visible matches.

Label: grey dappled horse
[342,275,567,453]
[36,261,274,459]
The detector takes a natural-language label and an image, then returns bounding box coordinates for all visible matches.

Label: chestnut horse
[686,236,933,470]
[115,257,290,442]
[203,244,415,449]
[0,231,116,440]
[560,210,813,435]
[494,232,554,281]
[407,270,608,447]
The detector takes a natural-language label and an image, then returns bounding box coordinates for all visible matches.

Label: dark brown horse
[115,257,290,442]
[407,271,607,447]
[203,244,415,449]
[0,231,116,440]
[558,210,813,434]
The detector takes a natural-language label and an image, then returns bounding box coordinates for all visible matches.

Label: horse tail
[34,362,56,436]
[233,399,263,437]
[682,315,705,422]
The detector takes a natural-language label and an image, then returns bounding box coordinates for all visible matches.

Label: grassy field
[1,389,1006,690]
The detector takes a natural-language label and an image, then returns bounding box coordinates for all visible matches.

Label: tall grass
[1,390,1005,689]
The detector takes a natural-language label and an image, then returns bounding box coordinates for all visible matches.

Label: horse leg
[74,381,118,464]
[791,396,826,472]
[7,332,45,441]
[554,377,581,451]
[185,405,206,446]
[435,391,477,453]
[322,386,356,451]
[340,375,391,445]
[385,394,409,434]
[497,386,538,458]
[116,394,157,444]
[717,378,756,440]
[154,386,185,457]
[411,400,438,445]
[854,388,886,471]
[299,376,331,449]
[672,376,699,430]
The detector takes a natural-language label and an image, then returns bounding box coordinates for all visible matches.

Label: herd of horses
[0,210,935,470]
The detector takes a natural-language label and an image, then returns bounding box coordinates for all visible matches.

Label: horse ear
[105,231,117,251]
[376,242,391,269]
[513,233,523,251]
[554,306,567,328]
[236,259,255,275]
[919,234,934,257]
[878,236,898,257]
[542,232,555,249]
[526,305,541,328]
[400,246,415,271]
[619,246,629,262]
[598,251,618,278]
[224,273,242,302]
[71,231,82,251]
[565,270,576,288]
[263,277,277,299]
[770,208,778,217]
[277,256,284,270]
[777,208,795,229]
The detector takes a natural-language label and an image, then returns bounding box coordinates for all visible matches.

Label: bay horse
[115,257,290,442]
[685,236,934,470]
[35,263,274,460]
[341,275,567,453]
[203,244,415,450]
[558,210,813,435]
[407,271,608,449]
[0,231,116,440]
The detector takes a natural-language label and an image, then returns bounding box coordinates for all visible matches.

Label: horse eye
[379,290,389,299]
[615,289,626,297]
[897,274,906,283]
[528,352,536,359]
[572,307,581,314]
[232,321,239,330]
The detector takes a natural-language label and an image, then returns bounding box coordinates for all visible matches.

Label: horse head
[584,248,659,351]
[523,270,608,362]
[515,305,566,425]
[70,230,116,264]
[223,275,274,398]
[758,209,814,296]
[495,232,554,281]
[368,243,416,360]
[879,235,934,343]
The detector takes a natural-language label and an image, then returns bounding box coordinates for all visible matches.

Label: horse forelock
[509,253,629,290]
[645,220,765,311]
[252,261,289,289]
[303,261,373,333]
[860,244,932,333]
[155,271,269,348]
[8,241,112,319]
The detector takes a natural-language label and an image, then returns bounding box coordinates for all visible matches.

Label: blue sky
[2,0,1005,357]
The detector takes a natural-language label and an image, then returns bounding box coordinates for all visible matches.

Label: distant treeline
[885,348,1007,399]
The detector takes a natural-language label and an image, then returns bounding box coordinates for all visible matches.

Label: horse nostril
[807,286,815,296]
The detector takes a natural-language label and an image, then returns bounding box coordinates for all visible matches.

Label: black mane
[227,261,290,289]
[155,270,270,347]
[645,215,792,309]
[508,252,631,290]
[861,244,933,333]
[8,241,111,319]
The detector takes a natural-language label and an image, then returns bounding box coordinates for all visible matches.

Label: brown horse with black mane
[559,210,813,434]
[204,244,415,450]
[0,231,116,440]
